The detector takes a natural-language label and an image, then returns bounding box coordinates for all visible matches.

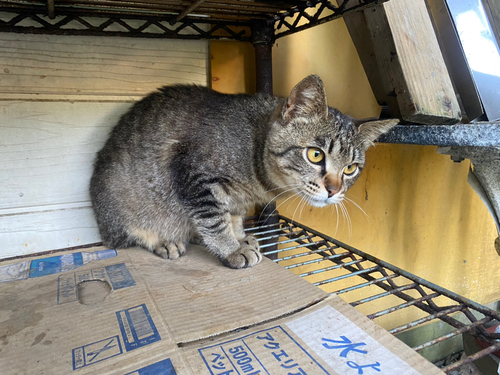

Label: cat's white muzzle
[308,192,344,207]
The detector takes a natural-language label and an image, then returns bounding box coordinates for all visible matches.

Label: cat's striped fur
[90,75,397,268]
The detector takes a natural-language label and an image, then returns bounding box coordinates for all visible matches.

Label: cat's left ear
[282,75,328,122]
[355,118,399,144]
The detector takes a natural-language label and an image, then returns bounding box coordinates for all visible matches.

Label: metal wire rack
[245,215,500,373]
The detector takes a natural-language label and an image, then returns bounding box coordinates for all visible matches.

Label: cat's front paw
[154,242,186,260]
[222,236,262,269]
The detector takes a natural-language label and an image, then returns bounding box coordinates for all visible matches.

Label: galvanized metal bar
[279,216,500,319]
[389,305,465,335]
[262,242,334,256]
[257,232,314,243]
[259,236,321,248]
[367,293,441,320]
[350,283,417,307]
[443,341,500,373]
[284,251,348,270]
[314,266,381,286]
[247,216,500,369]
[333,274,400,295]
[277,217,495,335]
[412,317,493,352]
[299,258,366,278]
[244,220,282,232]
[270,246,338,262]
[246,227,285,237]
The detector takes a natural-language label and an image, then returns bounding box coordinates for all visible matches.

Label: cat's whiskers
[290,194,305,224]
[344,196,369,220]
[334,204,340,237]
[328,203,340,238]
[267,190,304,220]
[265,184,301,193]
[299,194,310,219]
[258,185,301,222]
[339,201,353,239]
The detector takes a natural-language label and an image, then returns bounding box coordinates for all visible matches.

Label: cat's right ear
[282,75,328,123]
[356,118,399,144]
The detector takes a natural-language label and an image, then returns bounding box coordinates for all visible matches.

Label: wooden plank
[343,1,400,118]
[0,206,100,258]
[0,101,132,210]
[0,32,208,99]
[364,0,461,124]
[0,33,209,258]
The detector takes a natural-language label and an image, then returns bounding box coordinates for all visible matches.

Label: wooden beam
[364,0,461,124]
[343,1,400,118]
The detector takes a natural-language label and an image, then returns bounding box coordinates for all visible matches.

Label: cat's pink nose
[326,186,339,198]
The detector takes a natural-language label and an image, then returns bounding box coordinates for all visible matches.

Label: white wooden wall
[0,32,209,259]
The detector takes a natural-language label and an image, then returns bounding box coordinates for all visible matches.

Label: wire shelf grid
[245,215,500,373]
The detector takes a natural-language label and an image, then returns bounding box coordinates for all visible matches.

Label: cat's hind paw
[222,236,262,269]
[154,242,186,260]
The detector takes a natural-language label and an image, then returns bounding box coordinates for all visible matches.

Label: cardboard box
[0,245,444,374]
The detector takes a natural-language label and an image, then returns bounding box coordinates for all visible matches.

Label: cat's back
[107,84,281,159]
[122,84,276,130]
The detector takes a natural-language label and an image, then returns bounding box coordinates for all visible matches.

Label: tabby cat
[90,75,397,269]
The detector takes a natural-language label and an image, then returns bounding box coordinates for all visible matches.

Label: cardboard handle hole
[77,280,112,305]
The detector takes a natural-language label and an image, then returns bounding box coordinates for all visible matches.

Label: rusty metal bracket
[438,146,500,255]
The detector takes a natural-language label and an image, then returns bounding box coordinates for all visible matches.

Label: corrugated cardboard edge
[177,294,329,346]
[123,245,330,344]
[182,295,445,375]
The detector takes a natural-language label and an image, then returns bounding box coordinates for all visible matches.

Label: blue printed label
[58,263,135,304]
[0,250,117,283]
[72,336,123,370]
[0,261,30,283]
[57,273,77,304]
[106,263,136,289]
[125,358,177,375]
[116,304,161,351]
[199,326,329,375]
[286,305,421,375]
[30,253,84,278]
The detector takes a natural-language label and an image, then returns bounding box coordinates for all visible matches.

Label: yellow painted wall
[210,17,500,313]
[210,41,256,94]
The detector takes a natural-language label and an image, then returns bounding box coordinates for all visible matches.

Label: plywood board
[343,0,400,118]
[0,205,100,258]
[0,33,209,258]
[364,0,461,124]
[0,32,208,100]
[0,101,132,210]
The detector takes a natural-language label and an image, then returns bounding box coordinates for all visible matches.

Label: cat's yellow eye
[343,164,358,175]
[307,148,324,164]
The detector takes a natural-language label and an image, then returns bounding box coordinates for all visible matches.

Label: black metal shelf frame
[0,0,387,41]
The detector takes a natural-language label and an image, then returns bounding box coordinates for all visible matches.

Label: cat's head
[266,75,398,207]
